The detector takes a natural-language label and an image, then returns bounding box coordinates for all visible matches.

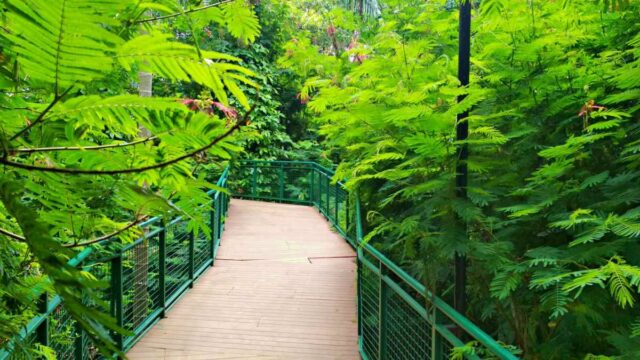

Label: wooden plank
[128,199,358,359]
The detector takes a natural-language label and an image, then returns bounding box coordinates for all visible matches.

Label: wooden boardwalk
[128,199,359,359]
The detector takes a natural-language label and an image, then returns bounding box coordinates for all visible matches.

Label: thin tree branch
[0,104,256,175]
[134,0,234,24]
[0,226,26,241]
[63,216,148,248]
[10,136,157,154]
[1,214,148,248]
[9,86,74,141]
[0,105,39,113]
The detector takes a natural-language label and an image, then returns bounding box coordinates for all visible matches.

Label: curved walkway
[127,199,358,359]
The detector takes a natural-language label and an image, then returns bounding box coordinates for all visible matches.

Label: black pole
[455,0,471,317]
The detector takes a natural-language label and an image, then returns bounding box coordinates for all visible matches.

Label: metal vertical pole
[309,167,315,203]
[159,223,167,317]
[431,309,444,359]
[112,255,124,351]
[378,261,389,360]
[325,174,330,214]
[279,163,285,200]
[251,164,257,197]
[455,0,471,318]
[209,197,218,266]
[188,231,195,287]
[345,195,350,236]
[217,195,223,241]
[334,184,339,225]
[356,248,363,341]
[74,320,84,360]
[36,293,49,347]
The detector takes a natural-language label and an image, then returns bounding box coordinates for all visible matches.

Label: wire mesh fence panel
[328,182,337,222]
[254,165,280,198]
[442,342,455,360]
[336,186,350,237]
[194,226,210,273]
[165,222,190,303]
[385,288,433,360]
[360,258,380,360]
[80,329,101,360]
[283,164,311,201]
[319,173,329,214]
[227,163,254,197]
[83,260,113,360]
[49,305,76,359]
[313,170,321,204]
[6,333,37,360]
[121,235,161,341]
[346,195,358,243]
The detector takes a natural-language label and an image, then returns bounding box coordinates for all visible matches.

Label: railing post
[36,293,49,347]
[74,321,84,360]
[325,173,330,214]
[345,195,350,237]
[431,309,445,359]
[188,230,195,287]
[251,163,257,197]
[309,166,315,203]
[378,261,389,360]
[334,184,339,225]
[159,222,167,317]
[209,192,222,266]
[279,163,285,200]
[111,255,124,351]
[217,195,223,242]
[356,248,363,346]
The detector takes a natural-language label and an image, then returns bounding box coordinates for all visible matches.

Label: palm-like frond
[3,0,130,93]
[50,95,187,136]
[117,34,257,109]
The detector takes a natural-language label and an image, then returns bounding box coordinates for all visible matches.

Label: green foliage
[0,0,261,357]
[279,0,640,358]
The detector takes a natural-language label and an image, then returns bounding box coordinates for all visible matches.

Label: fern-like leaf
[3,0,128,92]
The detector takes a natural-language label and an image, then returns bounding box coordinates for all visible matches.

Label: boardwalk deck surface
[128,199,359,359]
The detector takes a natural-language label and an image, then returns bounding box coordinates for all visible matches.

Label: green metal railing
[0,167,231,360]
[231,160,518,360]
[3,160,518,360]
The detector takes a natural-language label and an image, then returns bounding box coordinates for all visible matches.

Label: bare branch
[11,136,157,154]
[63,216,148,248]
[134,0,234,24]
[0,104,256,175]
[1,214,148,248]
[0,226,26,241]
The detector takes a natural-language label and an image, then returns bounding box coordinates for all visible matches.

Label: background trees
[278,0,640,358]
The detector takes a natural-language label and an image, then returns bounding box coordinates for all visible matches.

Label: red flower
[579,100,606,117]
[212,101,238,119]
[182,98,199,111]
[296,93,309,105]
[327,25,336,37]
